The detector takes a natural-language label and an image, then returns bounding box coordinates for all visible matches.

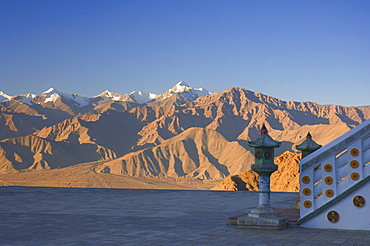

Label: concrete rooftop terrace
[1,187,369,245]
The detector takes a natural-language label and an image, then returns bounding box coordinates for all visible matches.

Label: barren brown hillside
[96,127,254,180]
[211,151,301,192]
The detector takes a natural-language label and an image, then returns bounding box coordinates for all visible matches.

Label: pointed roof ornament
[260,123,268,135]
[248,123,281,148]
[296,132,322,158]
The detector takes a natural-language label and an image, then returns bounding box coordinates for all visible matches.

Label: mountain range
[1,81,369,189]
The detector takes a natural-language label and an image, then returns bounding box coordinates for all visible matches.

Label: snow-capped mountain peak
[95,90,122,100]
[1,81,211,107]
[43,88,58,94]
[41,88,62,103]
[102,90,114,97]
[161,81,212,101]
[172,81,190,93]
[40,88,90,107]
[0,91,12,102]
[129,91,157,103]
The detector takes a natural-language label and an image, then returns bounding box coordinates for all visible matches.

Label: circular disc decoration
[351,172,360,181]
[350,160,359,169]
[303,188,311,196]
[325,176,333,185]
[303,200,312,208]
[324,164,332,172]
[255,151,261,159]
[327,211,339,223]
[264,151,271,159]
[302,176,311,184]
[353,196,365,207]
[350,148,359,157]
[326,189,334,197]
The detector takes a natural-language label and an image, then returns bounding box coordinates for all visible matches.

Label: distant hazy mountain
[0,82,369,189]
[0,81,211,107]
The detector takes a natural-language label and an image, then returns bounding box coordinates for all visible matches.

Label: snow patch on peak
[0,91,12,101]
[68,94,90,107]
[43,88,63,103]
[43,88,59,94]
[23,93,36,98]
[177,81,188,85]
[5,92,37,105]
[162,81,212,101]
[95,90,123,101]
[41,88,90,107]
[171,81,190,93]
[103,90,114,97]
[129,91,157,103]
[176,81,189,87]
[0,91,10,97]
[45,93,60,103]
[193,87,211,98]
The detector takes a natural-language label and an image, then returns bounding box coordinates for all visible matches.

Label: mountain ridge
[0,81,211,106]
[1,82,369,189]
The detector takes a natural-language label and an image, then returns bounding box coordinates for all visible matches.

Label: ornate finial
[296,132,322,158]
[260,123,268,135]
[248,123,280,148]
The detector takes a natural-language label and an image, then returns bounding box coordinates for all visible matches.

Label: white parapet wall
[300,177,370,230]
[299,118,370,230]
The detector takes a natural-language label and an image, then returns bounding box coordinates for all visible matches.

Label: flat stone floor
[1,187,370,245]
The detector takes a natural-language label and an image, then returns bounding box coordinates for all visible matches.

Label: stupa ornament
[248,124,280,177]
[237,123,288,230]
[296,132,322,158]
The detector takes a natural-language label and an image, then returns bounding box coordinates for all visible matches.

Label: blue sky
[1,0,369,106]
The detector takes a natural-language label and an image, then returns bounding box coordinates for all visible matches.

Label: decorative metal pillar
[237,124,288,230]
[248,124,281,217]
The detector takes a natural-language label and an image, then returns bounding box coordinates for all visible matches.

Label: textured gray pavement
[1,187,370,245]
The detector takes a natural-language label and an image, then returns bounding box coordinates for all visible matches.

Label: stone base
[237,214,288,231]
[236,205,288,231]
[227,208,299,228]
[248,204,281,218]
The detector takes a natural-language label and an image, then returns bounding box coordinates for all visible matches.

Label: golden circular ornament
[350,160,359,168]
[303,188,311,196]
[350,148,359,157]
[327,211,339,223]
[324,164,332,172]
[303,200,312,208]
[302,176,311,184]
[326,189,334,197]
[353,196,365,207]
[325,176,333,185]
[351,172,360,181]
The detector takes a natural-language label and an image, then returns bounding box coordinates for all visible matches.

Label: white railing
[299,119,370,219]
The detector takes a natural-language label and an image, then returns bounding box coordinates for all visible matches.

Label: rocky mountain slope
[1,82,369,189]
[96,127,253,180]
[211,151,301,192]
